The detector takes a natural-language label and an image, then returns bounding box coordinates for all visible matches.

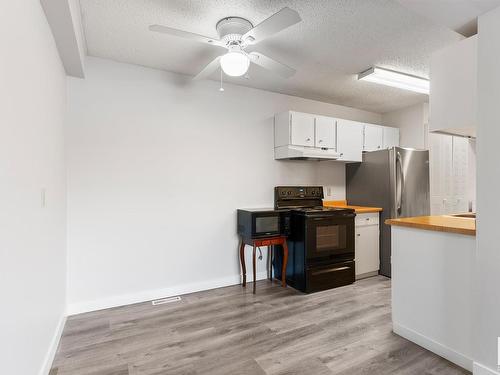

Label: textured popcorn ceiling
[79,0,464,113]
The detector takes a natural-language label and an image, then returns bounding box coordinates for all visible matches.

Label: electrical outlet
[323,185,335,200]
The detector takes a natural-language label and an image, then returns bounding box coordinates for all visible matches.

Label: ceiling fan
[149,7,302,80]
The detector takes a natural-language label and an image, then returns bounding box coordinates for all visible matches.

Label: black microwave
[237,208,289,240]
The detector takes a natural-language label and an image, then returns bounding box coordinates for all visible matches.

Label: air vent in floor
[152,296,182,305]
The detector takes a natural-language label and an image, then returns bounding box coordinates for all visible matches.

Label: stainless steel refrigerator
[346,147,430,277]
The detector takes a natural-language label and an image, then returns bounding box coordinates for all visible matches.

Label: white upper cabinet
[337,119,363,162]
[383,127,400,149]
[315,116,336,149]
[430,36,477,137]
[363,123,400,152]
[363,124,383,151]
[275,111,396,162]
[290,111,315,147]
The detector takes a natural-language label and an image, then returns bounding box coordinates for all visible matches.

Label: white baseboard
[474,362,500,375]
[39,314,66,375]
[393,322,472,371]
[356,271,379,280]
[68,271,269,315]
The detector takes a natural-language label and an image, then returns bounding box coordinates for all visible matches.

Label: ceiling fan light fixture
[358,67,429,94]
[220,48,250,77]
[150,7,302,81]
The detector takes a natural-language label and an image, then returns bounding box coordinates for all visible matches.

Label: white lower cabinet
[355,213,380,279]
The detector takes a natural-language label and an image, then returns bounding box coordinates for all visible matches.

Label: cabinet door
[363,124,383,151]
[355,225,380,277]
[430,36,476,136]
[315,116,336,149]
[290,112,315,147]
[383,127,400,149]
[336,119,363,162]
[429,133,453,214]
[452,136,468,210]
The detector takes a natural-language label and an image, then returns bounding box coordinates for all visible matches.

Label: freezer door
[390,147,430,218]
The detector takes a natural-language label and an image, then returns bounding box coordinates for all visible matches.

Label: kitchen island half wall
[386,216,475,371]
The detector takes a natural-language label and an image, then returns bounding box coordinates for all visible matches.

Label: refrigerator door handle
[396,151,405,216]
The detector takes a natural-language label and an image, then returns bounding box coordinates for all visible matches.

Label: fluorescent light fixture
[358,67,429,94]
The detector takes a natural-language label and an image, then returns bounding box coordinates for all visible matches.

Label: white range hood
[274,145,340,160]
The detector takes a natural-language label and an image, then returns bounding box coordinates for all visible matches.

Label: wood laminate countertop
[323,200,383,214]
[385,215,476,236]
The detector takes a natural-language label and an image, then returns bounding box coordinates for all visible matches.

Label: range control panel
[275,186,324,199]
[274,186,325,209]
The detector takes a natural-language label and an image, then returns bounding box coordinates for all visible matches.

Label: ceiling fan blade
[243,7,301,45]
[193,56,222,80]
[249,52,296,78]
[149,25,224,47]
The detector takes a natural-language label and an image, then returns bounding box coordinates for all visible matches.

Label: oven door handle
[312,266,350,276]
[311,214,355,221]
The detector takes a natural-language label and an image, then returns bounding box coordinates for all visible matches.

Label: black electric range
[273,186,356,293]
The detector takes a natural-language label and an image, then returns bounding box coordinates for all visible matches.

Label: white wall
[66,57,382,314]
[381,102,428,149]
[0,2,67,375]
[475,6,500,375]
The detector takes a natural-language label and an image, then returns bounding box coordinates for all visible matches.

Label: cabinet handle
[306,138,311,141]
[318,139,323,143]
[357,233,361,237]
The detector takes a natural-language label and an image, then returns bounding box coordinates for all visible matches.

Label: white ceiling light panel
[358,67,429,95]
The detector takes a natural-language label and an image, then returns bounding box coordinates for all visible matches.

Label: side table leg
[239,240,246,287]
[281,240,288,288]
[269,245,273,281]
[253,244,257,294]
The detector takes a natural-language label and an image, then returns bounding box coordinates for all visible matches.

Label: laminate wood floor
[51,276,470,375]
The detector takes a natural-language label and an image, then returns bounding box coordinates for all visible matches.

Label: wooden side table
[239,236,288,294]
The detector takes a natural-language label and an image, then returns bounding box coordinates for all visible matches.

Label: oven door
[305,215,355,259]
